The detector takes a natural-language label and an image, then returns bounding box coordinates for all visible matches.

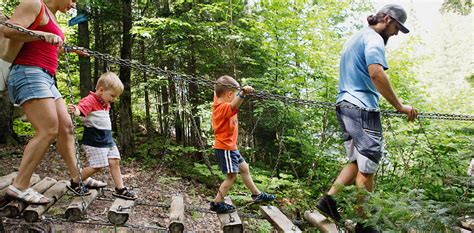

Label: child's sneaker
[112,187,137,200]
[252,192,276,202]
[315,195,342,223]
[67,180,91,196]
[355,223,379,233]
[210,201,236,214]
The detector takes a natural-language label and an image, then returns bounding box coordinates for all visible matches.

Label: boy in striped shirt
[68,72,136,200]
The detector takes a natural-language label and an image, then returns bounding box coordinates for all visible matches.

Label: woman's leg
[10,98,58,193]
[54,98,82,181]
[80,167,102,181]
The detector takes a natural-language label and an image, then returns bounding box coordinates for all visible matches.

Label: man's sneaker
[252,192,276,202]
[355,223,379,233]
[315,195,342,223]
[210,201,236,214]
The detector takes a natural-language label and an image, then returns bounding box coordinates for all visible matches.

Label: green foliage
[337,186,474,231]
[135,138,197,168]
[12,120,33,136]
[441,0,472,15]
[6,0,471,229]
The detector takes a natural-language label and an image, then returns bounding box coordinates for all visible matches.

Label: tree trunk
[161,83,169,138]
[78,20,92,98]
[161,0,170,16]
[140,41,152,138]
[169,76,182,143]
[0,92,18,144]
[187,40,201,149]
[119,0,134,157]
[155,89,163,135]
[93,6,101,86]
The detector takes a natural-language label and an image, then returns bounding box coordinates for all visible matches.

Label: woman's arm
[3,0,62,45]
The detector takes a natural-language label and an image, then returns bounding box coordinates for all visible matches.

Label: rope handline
[1,20,473,121]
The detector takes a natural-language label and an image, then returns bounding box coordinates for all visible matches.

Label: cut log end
[107,211,129,226]
[65,208,83,222]
[23,211,39,223]
[169,223,184,233]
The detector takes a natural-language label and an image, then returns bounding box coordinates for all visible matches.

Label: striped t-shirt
[77,92,115,147]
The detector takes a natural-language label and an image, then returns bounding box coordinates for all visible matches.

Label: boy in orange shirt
[210,75,275,214]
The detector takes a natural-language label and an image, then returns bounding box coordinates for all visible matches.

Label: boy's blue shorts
[215,149,245,174]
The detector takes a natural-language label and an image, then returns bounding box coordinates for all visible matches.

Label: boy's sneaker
[315,195,342,223]
[210,201,236,214]
[112,187,137,200]
[355,223,379,233]
[252,192,276,202]
[67,180,91,196]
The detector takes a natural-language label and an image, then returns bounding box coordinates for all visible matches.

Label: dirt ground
[0,145,270,232]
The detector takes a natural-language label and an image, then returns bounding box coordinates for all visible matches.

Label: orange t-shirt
[212,96,239,150]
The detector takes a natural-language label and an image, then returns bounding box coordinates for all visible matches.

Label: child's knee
[108,158,120,167]
[239,162,250,174]
[226,173,237,182]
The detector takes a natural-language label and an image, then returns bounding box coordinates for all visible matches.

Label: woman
[4,0,90,204]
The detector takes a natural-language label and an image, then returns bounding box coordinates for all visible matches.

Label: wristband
[237,92,246,99]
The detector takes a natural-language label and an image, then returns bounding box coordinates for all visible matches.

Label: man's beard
[379,28,390,45]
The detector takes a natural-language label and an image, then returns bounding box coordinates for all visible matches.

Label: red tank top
[14,3,64,76]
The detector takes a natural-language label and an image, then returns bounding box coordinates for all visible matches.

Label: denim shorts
[8,65,62,106]
[336,101,383,174]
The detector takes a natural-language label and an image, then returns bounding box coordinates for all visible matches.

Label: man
[315,4,418,232]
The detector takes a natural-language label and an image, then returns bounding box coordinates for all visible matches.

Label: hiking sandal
[67,180,91,196]
[83,177,107,189]
[252,192,276,202]
[6,185,50,205]
[210,201,236,214]
[112,187,137,200]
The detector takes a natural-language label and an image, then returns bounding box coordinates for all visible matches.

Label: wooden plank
[217,197,243,233]
[65,189,99,221]
[304,210,338,233]
[260,205,301,233]
[3,177,57,217]
[0,174,41,207]
[0,172,18,190]
[461,219,474,230]
[168,194,185,233]
[23,180,69,222]
[454,227,471,233]
[107,196,135,226]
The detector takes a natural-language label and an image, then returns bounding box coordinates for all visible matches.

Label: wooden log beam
[107,196,135,225]
[461,219,473,230]
[260,205,301,233]
[217,197,243,233]
[168,194,185,233]
[3,177,57,217]
[0,172,18,190]
[304,210,338,233]
[65,189,99,221]
[455,227,471,233]
[0,174,41,207]
[23,180,69,222]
